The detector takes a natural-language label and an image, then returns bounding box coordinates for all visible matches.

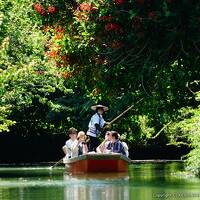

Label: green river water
[0,162,200,200]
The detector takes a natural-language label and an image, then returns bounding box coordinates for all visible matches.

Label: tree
[1,0,200,174]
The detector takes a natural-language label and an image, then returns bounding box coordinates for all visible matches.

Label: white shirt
[87,113,105,137]
[103,141,111,153]
[65,139,74,158]
[71,140,88,157]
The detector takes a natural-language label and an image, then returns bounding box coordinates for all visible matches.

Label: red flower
[49,51,57,58]
[43,25,50,32]
[61,55,66,61]
[79,3,90,11]
[105,23,121,31]
[55,33,64,40]
[55,26,65,33]
[79,3,97,12]
[114,0,125,5]
[33,3,47,16]
[136,0,144,5]
[48,6,58,14]
[62,72,72,79]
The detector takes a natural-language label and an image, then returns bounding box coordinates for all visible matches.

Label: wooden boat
[63,153,131,174]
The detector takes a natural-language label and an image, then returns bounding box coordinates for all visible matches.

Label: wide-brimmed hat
[91,104,108,111]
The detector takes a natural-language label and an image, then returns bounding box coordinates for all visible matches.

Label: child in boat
[106,131,126,156]
[86,104,110,152]
[72,131,88,157]
[96,131,112,153]
[62,127,78,159]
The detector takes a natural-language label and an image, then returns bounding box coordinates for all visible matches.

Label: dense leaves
[0,0,200,174]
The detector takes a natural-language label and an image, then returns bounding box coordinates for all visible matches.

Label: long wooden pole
[49,157,64,169]
[109,98,143,125]
[109,105,134,124]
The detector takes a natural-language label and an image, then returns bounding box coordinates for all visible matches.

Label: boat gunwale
[64,153,131,164]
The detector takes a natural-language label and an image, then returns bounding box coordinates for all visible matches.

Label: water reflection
[63,173,129,200]
[1,163,200,200]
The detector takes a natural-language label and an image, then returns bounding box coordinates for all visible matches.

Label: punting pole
[109,98,143,125]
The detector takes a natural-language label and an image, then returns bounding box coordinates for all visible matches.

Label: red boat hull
[64,153,131,174]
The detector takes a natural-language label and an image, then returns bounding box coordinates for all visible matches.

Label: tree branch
[180,40,189,57]
[152,121,172,139]
[192,40,200,54]
[186,82,196,95]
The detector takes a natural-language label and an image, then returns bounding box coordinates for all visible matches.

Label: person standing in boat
[62,127,78,159]
[87,104,110,152]
[72,131,88,157]
[106,131,126,156]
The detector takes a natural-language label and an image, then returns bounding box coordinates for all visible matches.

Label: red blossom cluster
[62,72,72,79]
[33,3,58,16]
[55,26,65,33]
[54,34,63,40]
[54,26,65,39]
[43,25,50,32]
[105,23,121,31]
[79,2,97,12]
[33,3,47,16]
[114,0,125,5]
[61,55,67,61]
[49,51,58,58]
[48,6,58,14]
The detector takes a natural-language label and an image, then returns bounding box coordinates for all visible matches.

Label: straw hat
[91,104,108,111]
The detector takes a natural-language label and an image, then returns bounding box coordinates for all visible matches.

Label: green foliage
[166,90,200,176]
[186,148,200,177]
[0,0,76,134]
[0,0,200,175]
[0,105,16,132]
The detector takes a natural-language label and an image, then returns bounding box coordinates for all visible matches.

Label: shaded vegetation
[0,0,200,175]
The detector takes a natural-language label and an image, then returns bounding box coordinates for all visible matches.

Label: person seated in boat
[106,131,126,156]
[72,131,88,157]
[62,127,78,159]
[118,134,129,157]
[86,104,110,152]
[96,131,112,153]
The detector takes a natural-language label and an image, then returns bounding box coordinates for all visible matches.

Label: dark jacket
[107,140,126,156]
